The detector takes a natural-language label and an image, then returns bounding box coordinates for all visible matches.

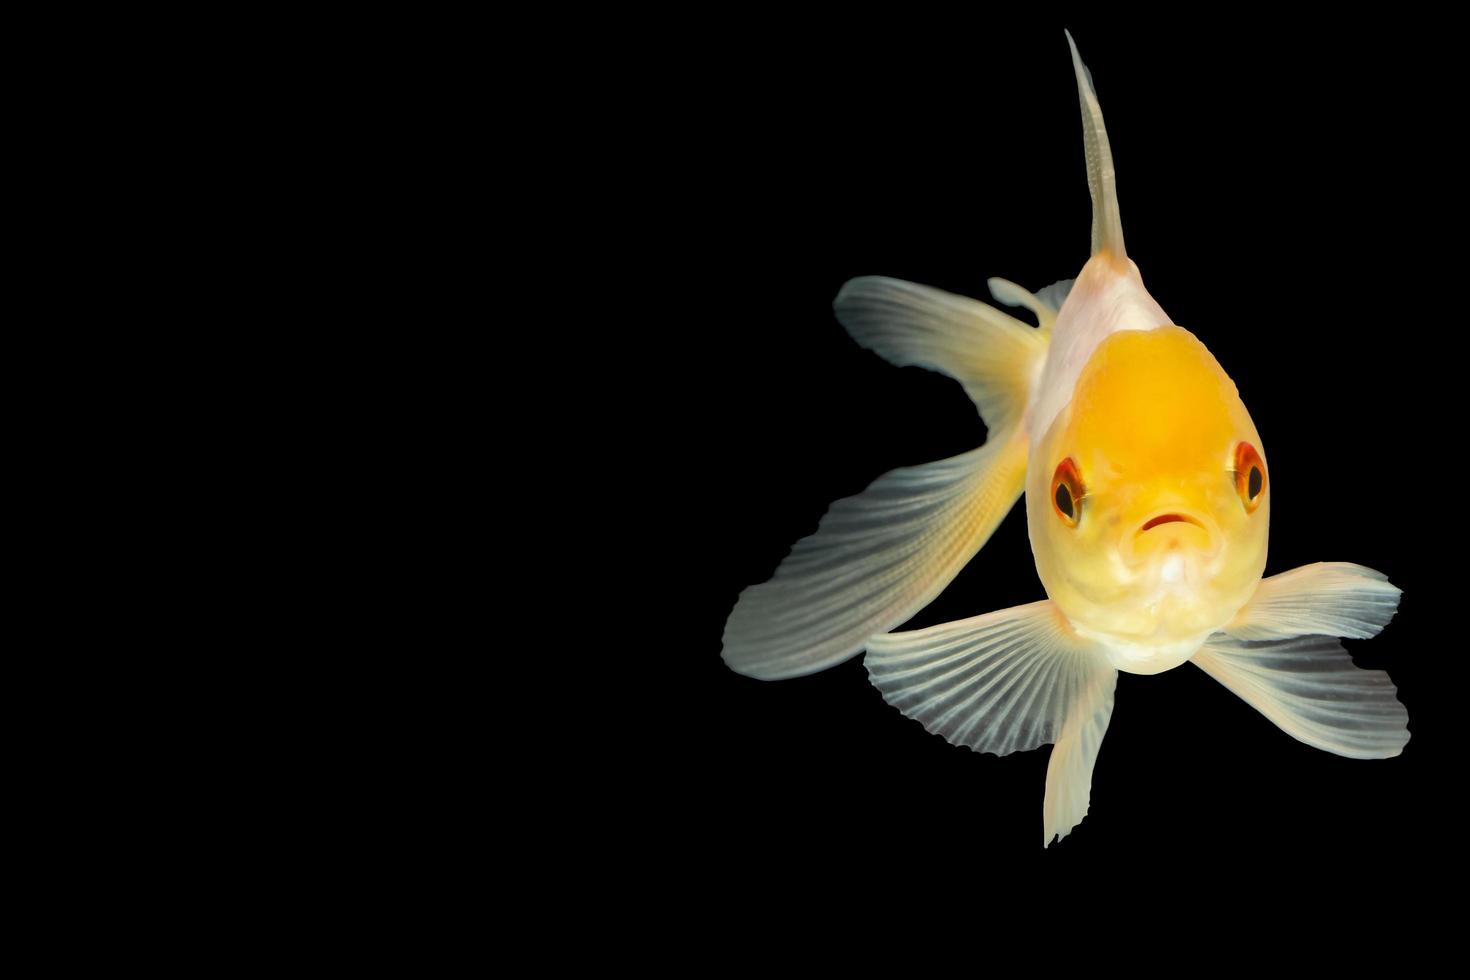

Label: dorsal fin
[1065,31,1125,262]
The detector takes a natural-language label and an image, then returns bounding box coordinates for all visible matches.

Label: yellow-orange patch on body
[1067,326,1241,484]
[1025,324,1269,670]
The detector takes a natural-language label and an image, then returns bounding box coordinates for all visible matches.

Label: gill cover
[1026,326,1269,669]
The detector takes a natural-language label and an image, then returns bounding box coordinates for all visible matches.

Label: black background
[655,15,1456,897]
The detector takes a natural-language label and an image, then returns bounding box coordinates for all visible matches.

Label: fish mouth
[1119,508,1220,568]
[1138,512,1206,534]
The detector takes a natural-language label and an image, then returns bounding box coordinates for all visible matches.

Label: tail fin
[721,278,1047,680]
[1065,30,1126,262]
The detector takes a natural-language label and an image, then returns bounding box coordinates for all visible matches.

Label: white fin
[720,278,1048,680]
[1064,30,1125,260]
[1043,666,1117,847]
[1034,279,1075,317]
[865,600,1117,846]
[1224,562,1402,641]
[832,276,1047,432]
[986,277,1075,331]
[1192,634,1410,760]
[724,430,1029,680]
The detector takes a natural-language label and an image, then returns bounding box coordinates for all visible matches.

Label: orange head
[1026,326,1269,673]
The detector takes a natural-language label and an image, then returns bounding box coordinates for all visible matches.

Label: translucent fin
[1043,667,1117,847]
[1034,279,1075,318]
[833,276,1047,433]
[1064,30,1125,260]
[1192,634,1410,760]
[723,430,1029,680]
[1224,562,1402,641]
[723,276,1048,680]
[865,600,1117,845]
[986,277,1075,332]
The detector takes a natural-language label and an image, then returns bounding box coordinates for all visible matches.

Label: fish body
[722,33,1408,845]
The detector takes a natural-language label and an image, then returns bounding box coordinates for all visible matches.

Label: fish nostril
[1139,513,1205,534]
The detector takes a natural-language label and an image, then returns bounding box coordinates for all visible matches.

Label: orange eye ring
[1234,442,1266,513]
[1051,457,1084,528]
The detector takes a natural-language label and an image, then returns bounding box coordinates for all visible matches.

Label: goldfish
[719,31,1409,846]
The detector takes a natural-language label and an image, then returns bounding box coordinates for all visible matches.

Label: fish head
[1026,325,1269,672]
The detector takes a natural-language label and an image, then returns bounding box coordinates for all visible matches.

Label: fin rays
[1224,562,1402,641]
[1192,634,1410,759]
[722,410,1030,680]
[866,600,1117,844]
[1065,30,1125,261]
[1196,563,1408,758]
[723,277,1047,680]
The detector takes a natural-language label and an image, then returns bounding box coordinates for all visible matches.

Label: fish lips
[1120,508,1221,568]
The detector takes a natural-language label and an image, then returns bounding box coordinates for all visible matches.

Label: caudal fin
[721,278,1048,680]
[1065,30,1126,262]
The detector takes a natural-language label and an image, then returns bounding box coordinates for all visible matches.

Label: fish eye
[1051,457,1084,528]
[1234,442,1266,513]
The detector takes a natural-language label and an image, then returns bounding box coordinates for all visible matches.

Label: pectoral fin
[1196,563,1408,759]
[1191,635,1410,759]
[1223,562,1402,641]
[865,600,1117,846]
